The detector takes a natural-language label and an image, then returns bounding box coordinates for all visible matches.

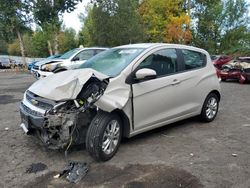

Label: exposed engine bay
[22,77,109,149]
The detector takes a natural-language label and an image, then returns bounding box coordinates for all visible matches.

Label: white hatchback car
[31,47,107,79]
[20,43,221,161]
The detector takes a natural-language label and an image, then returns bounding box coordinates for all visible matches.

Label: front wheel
[86,111,122,161]
[200,93,219,122]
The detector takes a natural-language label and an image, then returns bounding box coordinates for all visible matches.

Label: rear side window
[181,49,206,70]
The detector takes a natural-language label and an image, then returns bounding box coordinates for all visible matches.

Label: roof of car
[79,47,109,50]
[115,43,209,54]
[116,43,161,49]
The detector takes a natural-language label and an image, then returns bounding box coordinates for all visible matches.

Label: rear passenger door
[172,49,207,116]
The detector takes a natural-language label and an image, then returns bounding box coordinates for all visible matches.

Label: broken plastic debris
[242,124,250,127]
[53,174,60,179]
[232,153,238,157]
[4,127,9,131]
[58,161,88,183]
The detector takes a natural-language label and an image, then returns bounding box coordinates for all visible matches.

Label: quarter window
[181,49,206,70]
[137,49,178,77]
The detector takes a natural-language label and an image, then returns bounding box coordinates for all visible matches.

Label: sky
[63,0,250,33]
[62,1,90,33]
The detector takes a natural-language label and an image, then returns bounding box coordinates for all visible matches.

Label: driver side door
[132,48,182,131]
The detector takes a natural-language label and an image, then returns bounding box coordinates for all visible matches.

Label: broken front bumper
[20,102,45,129]
[19,101,74,149]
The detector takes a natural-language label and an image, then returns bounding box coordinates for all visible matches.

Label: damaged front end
[20,77,109,149]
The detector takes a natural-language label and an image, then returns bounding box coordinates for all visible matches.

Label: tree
[58,28,78,53]
[32,0,82,54]
[138,0,191,43]
[192,0,250,55]
[8,39,21,56]
[165,13,192,44]
[0,0,32,63]
[80,0,144,47]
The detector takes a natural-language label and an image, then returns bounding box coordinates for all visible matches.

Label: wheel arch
[110,109,130,138]
[208,90,221,102]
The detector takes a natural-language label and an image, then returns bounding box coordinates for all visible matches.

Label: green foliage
[80,0,144,47]
[58,28,78,53]
[0,0,31,37]
[0,39,8,55]
[192,0,250,55]
[7,39,21,56]
[138,0,184,42]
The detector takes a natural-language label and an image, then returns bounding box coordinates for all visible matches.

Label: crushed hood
[28,69,109,101]
[35,58,65,67]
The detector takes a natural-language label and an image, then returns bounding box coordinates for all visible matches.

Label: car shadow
[122,116,200,144]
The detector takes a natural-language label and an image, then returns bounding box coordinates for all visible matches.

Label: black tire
[86,111,122,161]
[221,78,226,81]
[200,93,219,122]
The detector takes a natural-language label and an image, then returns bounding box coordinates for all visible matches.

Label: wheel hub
[102,120,120,155]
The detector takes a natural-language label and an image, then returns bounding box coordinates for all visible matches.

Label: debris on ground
[56,161,88,183]
[26,163,47,173]
[242,124,250,127]
[190,153,194,157]
[4,127,9,131]
[232,153,238,157]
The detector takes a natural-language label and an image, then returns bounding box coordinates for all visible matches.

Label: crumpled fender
[95,77,131,112]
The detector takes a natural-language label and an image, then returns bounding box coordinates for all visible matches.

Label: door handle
[171,79,181,85]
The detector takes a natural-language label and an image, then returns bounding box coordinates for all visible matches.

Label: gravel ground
[0,72,249,188]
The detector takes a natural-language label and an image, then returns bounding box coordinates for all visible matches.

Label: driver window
[137,49,178,77]
[74,50,95,61]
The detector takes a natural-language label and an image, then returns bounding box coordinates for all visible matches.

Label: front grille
[244,68,250,73]
[33,65,39,70]
[21,102,43,117]
[26,91,55,110]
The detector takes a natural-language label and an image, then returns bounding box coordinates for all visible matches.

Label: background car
[27,54,61,71]
[211,55,233,69]
[31,47,108,79]
[0,57,11,69]
[218,57,250,84]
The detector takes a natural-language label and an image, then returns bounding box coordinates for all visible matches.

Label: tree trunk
[47,40,53,56]
[188,0,191,16]
[16,30,26,65]
[54,32,59,55]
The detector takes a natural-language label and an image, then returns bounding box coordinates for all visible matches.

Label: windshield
[59,49,79,59]
[80,48,144,77]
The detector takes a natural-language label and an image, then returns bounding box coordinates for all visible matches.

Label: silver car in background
[20,43,221,161]
[31,47,108,79]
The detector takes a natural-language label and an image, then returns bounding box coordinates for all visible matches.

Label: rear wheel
[200,93,219,122]
[86,111,122,161]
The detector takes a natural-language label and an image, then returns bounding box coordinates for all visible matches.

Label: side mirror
[135,68,157,80]
[73,57,80,61]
